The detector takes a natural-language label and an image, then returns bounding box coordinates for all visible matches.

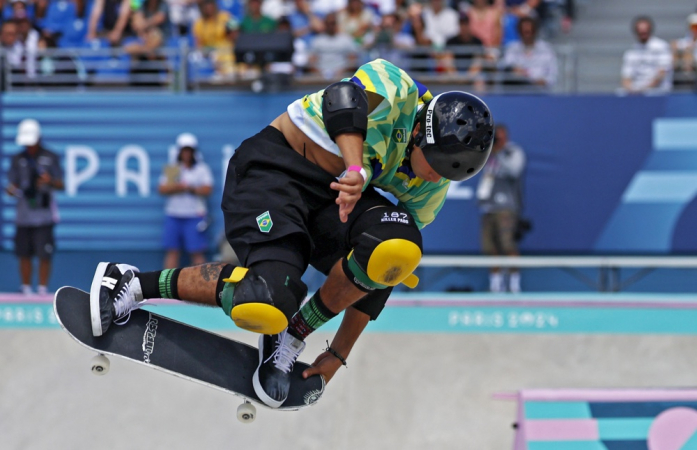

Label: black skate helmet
[413,91,494,181]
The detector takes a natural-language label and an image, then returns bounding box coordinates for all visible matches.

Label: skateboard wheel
[91,354,110,376]
[237,401,256,424]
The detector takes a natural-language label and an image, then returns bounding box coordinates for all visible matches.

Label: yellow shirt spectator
[193,10,232,50]
[193,0,237,77]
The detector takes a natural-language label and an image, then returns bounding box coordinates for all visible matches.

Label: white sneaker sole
[90,262,109,337]
[252,335,285,409]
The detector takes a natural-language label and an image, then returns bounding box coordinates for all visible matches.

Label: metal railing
[1,43,693,94]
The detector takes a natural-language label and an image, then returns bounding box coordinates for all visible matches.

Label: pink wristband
[347,165,367,183]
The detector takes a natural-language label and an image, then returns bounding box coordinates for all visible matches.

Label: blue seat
[43,0,77,34]
[502,13,520,45]
[217,0,243,20]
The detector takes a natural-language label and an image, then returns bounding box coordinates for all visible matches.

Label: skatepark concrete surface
[2,329,697,450]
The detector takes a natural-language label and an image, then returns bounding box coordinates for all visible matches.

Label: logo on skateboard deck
[256,211,273,233]
[304,389,322,405]
[142,314,158,363]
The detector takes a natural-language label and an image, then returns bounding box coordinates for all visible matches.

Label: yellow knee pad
[366,238,421,288]
[222,267,288,335]
[347,238,421,290]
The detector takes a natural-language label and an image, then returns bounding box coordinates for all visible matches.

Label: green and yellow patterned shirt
[287,59,450,229]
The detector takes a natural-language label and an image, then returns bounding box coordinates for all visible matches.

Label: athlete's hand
[302,351,344,384]
[330,170,363,223]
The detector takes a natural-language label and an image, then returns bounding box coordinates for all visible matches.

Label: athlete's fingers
[303,352,342,383]
[330,170,364,193]
[330,181,362,194]
[339,202,355,223]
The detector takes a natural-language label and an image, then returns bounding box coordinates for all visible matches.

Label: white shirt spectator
[262,0,295,20]
[621,36,672,93]
[369,0,394,15]
[310,32,358,77]
[4,40,23,68]
[503,39,558,87]
[422,4,459,48]
[159,163,213,218]
[311,0,346,15]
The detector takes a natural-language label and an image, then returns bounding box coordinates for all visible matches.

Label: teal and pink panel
[513,390,697,450]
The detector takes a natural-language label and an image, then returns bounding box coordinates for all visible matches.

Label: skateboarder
[90,59,494,408]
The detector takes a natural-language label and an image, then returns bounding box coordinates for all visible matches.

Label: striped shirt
[621,37,672,93]
[286,59,450,229]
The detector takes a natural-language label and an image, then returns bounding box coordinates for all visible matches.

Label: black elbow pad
[321,81,369,142]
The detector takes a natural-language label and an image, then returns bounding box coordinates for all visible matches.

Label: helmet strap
[406,134,415,157]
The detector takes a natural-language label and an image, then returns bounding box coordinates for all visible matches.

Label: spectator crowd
[4,0,697,93]
[0,0,573,89]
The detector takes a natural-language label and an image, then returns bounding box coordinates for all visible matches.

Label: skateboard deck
[54,286,324,412]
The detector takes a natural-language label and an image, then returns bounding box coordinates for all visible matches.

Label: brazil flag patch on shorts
[256,211,273,233]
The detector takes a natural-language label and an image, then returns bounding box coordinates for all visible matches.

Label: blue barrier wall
[1,93,696,291]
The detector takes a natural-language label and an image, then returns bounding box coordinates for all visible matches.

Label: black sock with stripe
[136,269,181,300]
[288,289,337,340]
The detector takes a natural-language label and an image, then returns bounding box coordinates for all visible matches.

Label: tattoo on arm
[198,263,225,283]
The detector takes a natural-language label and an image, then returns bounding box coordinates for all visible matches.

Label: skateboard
[53,286,324,423]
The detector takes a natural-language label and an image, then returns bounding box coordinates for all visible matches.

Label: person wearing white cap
[5,118,64,295]
[672,13,697,88]
[157,133,213,269]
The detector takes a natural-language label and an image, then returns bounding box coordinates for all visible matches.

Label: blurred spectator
[393,0,410,22]
[240,0,276,33]
[86,0,132,46]
[125,0,169,56]
[501,16,557,89]
[158,133,213,269]
[672,13,697,89]
[261,0,294,20]
[192,0,237,78]
[5,119,64,295]
[443,15,484,88]
[309,12,358,78]
[420,0,459,48]
[406,4,431,72]
[621,15,672,95]
[287,0,324,45]
[10,0,35,22]
[311,0,347,17]
[364,13,414,68]
[476,123,525,293]
[466,0,502,49]
[1,20,23,70]
[337,0,376,45]
[165,0,198,36]
[14,16,38,78]
[34,0,48,27]
[371,0,396,16]
[505,0,538,18]
[499,0,538,44]
[536,0,573,37]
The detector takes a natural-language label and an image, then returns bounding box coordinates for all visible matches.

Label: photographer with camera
[476,123,526,293]
[5,119,64,296]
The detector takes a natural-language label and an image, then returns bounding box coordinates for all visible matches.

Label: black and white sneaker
[253,329,306,408]
[90,262,144,337]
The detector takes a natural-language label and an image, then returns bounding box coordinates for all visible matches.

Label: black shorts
[222,126,395,268]
[222,127,403,319]
[15,224,55,259]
